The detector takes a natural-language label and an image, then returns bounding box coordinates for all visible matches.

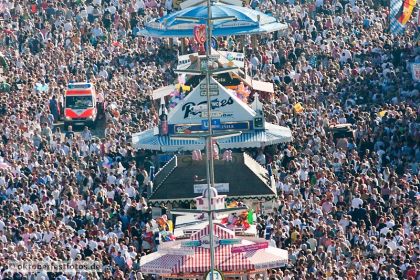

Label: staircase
[243,153,271,186]
[153,155,178,190]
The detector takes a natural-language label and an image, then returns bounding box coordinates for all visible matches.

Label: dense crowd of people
[0,0,418,279]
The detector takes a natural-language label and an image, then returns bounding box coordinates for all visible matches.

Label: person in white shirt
[386,218,395,229]
[70,245,81,260]
[125,184,137,198]
[98,67,109,80]
[106,188,115,200]
[135,0,145,11]
[0,231,7,243]
[107,172,117,185]
[42,229,54,243]
[88,239,98,250]
[165,0,173,13]
[107,4,117,14]
[351,193,363,209]
[63,21,73,32]
[299,167,309,182]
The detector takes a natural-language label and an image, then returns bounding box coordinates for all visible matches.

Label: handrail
[153,155,178,190]
[243,152,268,172]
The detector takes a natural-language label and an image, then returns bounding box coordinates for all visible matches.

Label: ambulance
[64,82,97,129]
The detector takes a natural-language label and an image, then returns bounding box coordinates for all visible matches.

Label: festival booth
[133,47,291,211]
[132,76,292,151]
[173,188,259,238]
[140,224,288,279]
[140,188,288,279]
[134,0,292,152]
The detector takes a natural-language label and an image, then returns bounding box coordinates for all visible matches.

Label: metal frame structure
[169,3,242,278]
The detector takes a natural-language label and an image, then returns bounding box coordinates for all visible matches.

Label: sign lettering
[170,122,249,134]
[182,97,234,119]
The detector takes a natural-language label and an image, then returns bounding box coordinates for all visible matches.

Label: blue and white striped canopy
[138,3,288,38]
[132,122,292,152]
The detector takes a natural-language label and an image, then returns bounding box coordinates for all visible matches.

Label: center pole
[205,0,216,278]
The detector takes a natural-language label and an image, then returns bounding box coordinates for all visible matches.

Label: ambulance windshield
[66,96,93,109]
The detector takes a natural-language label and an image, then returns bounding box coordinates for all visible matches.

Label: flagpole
[205,0,216,278]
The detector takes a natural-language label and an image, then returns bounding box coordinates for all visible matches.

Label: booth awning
[243,76,274,93]
[138,3,288,38]
[140,224,288,275]
[251,80,274,93]
[153,85,176,100]
[219,122,291,149]
[132,122,292,152]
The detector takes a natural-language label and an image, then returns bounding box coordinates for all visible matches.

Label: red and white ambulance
[64,82,97,129]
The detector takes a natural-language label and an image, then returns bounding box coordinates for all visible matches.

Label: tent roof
[132,122,292,152]
[138,3,288,38]
[148,153,276,203]
[140,223,288,275]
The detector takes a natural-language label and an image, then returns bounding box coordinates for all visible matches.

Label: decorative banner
[194,24,206,54]
[411,63,420,81]
[194,25,206,44]
[231,242,269,253]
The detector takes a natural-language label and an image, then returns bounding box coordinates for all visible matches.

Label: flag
[390,0,417,34]
[396,0,417,24]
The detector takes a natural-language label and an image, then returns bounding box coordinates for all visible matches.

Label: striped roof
[132,122,292,152]
[140,224,288,275]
